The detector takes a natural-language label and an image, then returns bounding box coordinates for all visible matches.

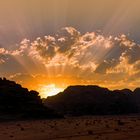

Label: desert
[0,115,140,140]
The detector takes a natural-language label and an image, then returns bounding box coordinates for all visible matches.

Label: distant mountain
[0,78,62,121]
[45,85,140,116]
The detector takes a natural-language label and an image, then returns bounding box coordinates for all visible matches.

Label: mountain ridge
[45,85,140,116]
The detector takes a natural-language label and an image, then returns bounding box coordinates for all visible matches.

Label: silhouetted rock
[133,88,140,112]
[45,85,139,116]
[0,78,62,121]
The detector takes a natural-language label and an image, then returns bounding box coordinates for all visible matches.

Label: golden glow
[38,84,64,98]
[0,0,139,99]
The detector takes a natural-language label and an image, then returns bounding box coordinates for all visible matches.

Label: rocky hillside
[0,78,62,120]
[45,85,140,116]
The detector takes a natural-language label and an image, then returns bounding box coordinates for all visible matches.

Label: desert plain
[0,115,140,140]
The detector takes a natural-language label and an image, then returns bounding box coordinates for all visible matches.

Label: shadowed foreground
[0,115,140,140]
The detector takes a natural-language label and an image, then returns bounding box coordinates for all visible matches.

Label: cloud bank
[1,27,140,90]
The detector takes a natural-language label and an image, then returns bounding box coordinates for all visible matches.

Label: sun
[38,84,64,98]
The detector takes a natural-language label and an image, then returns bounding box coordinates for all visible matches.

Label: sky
[0,0,140,97]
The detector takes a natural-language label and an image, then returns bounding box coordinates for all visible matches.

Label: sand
[0,115,140,140]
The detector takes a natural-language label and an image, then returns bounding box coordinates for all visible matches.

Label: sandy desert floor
[0,115,140,140]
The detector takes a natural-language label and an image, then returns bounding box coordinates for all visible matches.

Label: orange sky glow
[0,0,140,97]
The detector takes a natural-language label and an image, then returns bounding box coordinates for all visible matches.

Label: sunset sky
[0,0,140,97]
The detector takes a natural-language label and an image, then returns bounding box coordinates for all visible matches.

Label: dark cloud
[56,27,80,53]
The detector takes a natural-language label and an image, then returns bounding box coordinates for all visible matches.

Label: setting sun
[38,84,64,98]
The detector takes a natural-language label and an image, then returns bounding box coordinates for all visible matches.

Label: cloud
[29,28,140,74]
[11,39,30,56]
[1,27,140,90]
